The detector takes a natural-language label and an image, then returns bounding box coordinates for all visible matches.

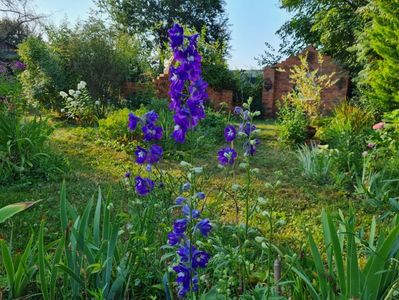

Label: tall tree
[357,0,399,112]
[0,0,41,45]
[270,0,369,75]
[97,0,229,61]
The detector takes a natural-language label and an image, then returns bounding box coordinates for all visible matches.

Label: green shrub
[98,107,147,147]
[287,209,399,300]
[321,103,373,174]
[18,19,152,110]
[277,102,308,145]
[296,144,334,183]
[0,112,68,183]
[18,37,67,108]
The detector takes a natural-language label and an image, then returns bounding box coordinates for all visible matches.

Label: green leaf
[0,239,15,292]
[56,263,85,286]
[0,201,39,223]
[323,210,346,296]
[307,232,329,298]
[38,221,49,300]
[363,223,399,299]
[60,181,68,232]
[93,187,102,246]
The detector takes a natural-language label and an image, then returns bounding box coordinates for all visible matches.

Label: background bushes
[0,111,68,183]
[18,18,151,110]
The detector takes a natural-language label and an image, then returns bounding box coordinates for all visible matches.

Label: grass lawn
[0,118,375,250]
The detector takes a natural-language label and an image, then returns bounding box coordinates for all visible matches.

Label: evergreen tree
[357,0,399,112]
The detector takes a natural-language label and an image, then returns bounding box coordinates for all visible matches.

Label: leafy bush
[321,103,373,174]
[288,209,399,300]
[98,107,147,148]
[296,144,334,183]
[18,37,67,108]
[0,112,67,183]
[277,101,309,145]
[19,18,151,110]
[1,235,37,299]
[59,80,106,124]
[282,53,336,122]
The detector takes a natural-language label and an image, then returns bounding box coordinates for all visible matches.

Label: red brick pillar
[262,67,276,117]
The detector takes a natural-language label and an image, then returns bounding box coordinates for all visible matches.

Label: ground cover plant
[1,16,399,300]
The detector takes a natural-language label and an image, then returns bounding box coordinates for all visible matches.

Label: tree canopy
[272,0,369,75]
[357,0,399,112]
[97,0,229,55]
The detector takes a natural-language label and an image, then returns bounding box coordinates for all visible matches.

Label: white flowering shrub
[59,81,99,124]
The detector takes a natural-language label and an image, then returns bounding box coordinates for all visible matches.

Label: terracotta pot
[307,125,317,139]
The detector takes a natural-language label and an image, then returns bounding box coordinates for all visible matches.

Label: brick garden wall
[150,70,234,111]
[262,46,349,117]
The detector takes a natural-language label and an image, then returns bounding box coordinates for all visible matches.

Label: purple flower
[12,61,25,71]
[176,196,186,205]
[134,146,147,164]
[182,204,190,216]
[168,232,182,246]
[192,250,210,269]
[124,171,131,178]
[234,106,243,115]
[173,218,188,235]
[172,111,190,143]
[168,23,184,50]
[217,147,238,165]
[128,112,141,131]
[142,123,163,141]
[196,192,205,200]
[147,145,163,164]
[192,210,200,219]
[224,125,236,142]
[242,122,256,137]
[172,264,191,298]
[196,219,212,236]
[182,182,191,191]
[172,124,188,143]
[182,205,201,219]
[143,110,159,124]
[244,139,260,156]
[168,23,208,145]
[367,143,376,149]
[177,244,196,263]
[134,176,154,196]
[189,79,208,102]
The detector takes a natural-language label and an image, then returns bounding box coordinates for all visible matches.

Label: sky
[33,0,291,70]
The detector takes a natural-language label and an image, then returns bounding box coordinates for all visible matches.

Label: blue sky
[33,0,291,70]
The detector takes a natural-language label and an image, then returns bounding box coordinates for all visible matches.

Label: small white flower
[257,197,267,205]
[95,100,100,105]
[231,184,241,192]
[77,81,87,90]
[239,162,248,169]
[68,89,75,95]
[74,90,81,97]
[180,161,192,167]
[191,167,203,174]
[59,91,68,98]
[60,108,65,113]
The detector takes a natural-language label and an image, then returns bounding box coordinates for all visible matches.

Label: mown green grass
[0,119,376,251]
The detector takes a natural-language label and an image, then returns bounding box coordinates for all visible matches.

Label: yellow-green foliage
[98,107,147,143]
[280,52,337,121]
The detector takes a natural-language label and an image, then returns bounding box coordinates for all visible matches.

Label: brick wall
[262,46,349,118]
[152,70,234,111]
